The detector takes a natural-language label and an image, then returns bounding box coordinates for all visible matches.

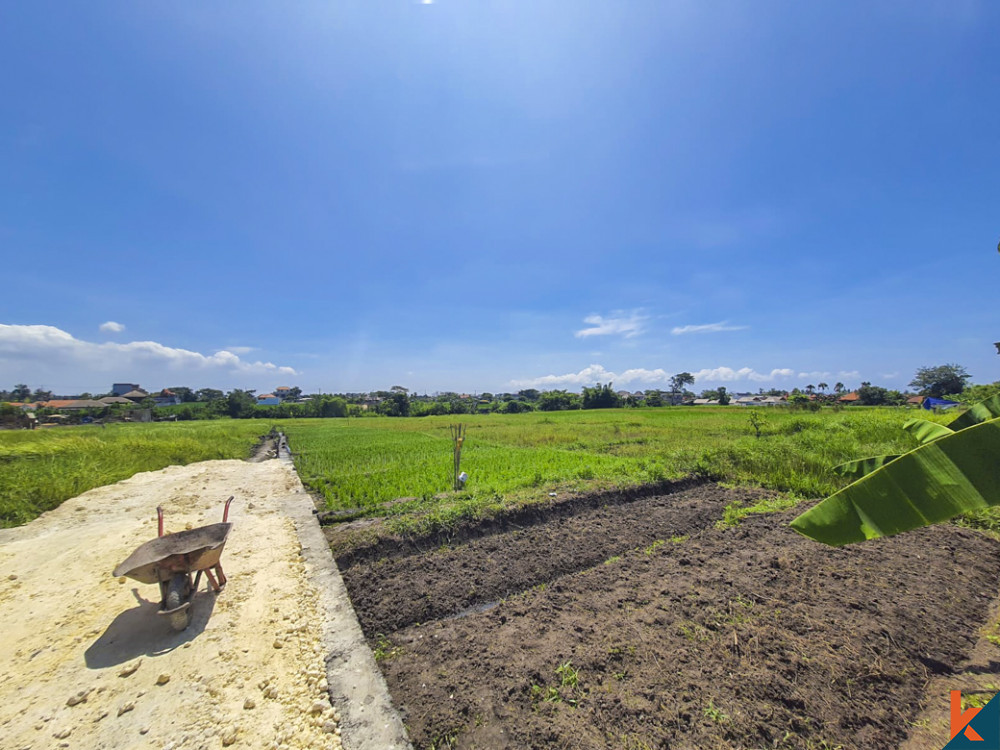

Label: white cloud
[226,346,257,355]
[691,367,795,383]
[575,311,647,339]
[511,364,619,388]
[797,371,831,380]
[511,363,797,389]
[0,324,297,391]
[671,321,748,335]
[99,321,125,333]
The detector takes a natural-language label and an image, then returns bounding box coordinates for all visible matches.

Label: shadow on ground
[84,587,218,669]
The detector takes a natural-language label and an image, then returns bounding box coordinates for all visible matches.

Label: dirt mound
[336,483,1000,749]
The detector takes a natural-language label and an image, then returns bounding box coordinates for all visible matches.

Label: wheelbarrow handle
[157,506,164,538]
[223,496,234,523]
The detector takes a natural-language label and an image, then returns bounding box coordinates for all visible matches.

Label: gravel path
[0,459,344,750]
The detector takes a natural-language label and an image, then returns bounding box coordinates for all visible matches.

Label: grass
[530,661,583,708]
[702,698,730,724]
[961,685,1000,710]
[281,407,942,534]
[0,421,269,527]
[0,405,951,531]
[372,633,403,662]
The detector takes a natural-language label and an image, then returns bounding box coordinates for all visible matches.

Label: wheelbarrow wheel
[165,573,191,631]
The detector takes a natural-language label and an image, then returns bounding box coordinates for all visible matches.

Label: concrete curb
[278,437,412,750]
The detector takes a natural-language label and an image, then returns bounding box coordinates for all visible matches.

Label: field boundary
[329,476,710,568]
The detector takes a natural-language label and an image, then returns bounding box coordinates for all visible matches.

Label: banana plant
[829,399,999,480]
[791,397,1000,546]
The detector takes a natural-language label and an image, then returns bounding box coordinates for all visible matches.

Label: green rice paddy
[0,407,949,531]
[0,421,268,527]
[281,407,942,532]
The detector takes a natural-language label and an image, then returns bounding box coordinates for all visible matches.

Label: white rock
[118,659,142,678]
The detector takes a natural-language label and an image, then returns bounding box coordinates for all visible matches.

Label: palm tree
[669,372,695,405]
[805,384,815,395]
[834,382,845,394]
[818,382,828,393]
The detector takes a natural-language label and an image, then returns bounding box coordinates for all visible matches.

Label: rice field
[281,407,943,532]
[0,421,269,527]
[0,407,951,531]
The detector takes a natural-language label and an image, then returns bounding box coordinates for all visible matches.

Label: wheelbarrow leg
[204,569,221,592]
[193,570,203,592]
[204,565,227,592]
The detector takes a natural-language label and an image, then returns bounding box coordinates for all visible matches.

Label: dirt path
[0,459,344,750]
[336,483,1000,749]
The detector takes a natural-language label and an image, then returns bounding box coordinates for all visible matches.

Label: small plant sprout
[372,633,402,662]
[703,698,729,723]
[556,661,579,688]
[747,409,767,439]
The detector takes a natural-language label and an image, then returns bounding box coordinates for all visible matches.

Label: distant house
[153,389,182,406]
[733,396,764,406]
[112,383,141,397]
[99,396,133,405]
[41,400,74,410]
[760,396,787,406]
[121,389,149,403]
[906,395,925,406]
[838,392,860,404]
[257,393,281,406]
[274,386,292,400]
[692,398,719,406]
[43,399,108,411]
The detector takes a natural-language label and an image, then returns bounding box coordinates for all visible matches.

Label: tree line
[3,364,996,422]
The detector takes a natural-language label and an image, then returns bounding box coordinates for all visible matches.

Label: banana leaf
[832,454,901,480]
[791,418,1000,546]
[948,394,1000,432]
[832,419,951,479]
[902,418,953,444]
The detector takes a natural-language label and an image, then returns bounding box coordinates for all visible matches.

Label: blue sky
[1,1,998,396]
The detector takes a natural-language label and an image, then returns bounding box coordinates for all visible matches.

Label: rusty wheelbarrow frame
[113,496,234,631]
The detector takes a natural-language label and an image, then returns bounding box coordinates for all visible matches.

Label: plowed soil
[331,482,1000,750]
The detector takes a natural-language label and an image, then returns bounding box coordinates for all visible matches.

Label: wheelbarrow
[113,497,234,631]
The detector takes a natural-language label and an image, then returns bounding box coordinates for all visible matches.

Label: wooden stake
[450,424,466,490]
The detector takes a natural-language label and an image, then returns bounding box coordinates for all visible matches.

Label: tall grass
[283,407,940,531]
[1,407,946,532]
[0,421,268,527]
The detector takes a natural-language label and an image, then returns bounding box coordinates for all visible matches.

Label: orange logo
[953,690,984,742]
